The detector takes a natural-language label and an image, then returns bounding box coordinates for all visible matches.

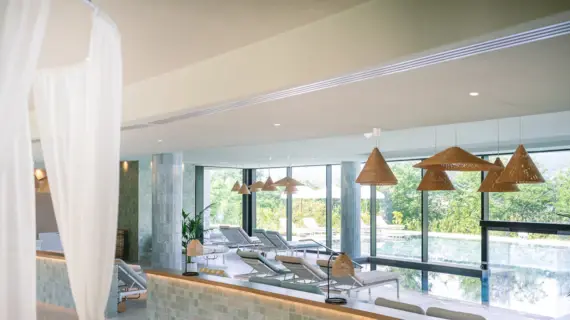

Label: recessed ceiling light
[157,139,163,143]
[273,123,281,127]
[469,92,479,97]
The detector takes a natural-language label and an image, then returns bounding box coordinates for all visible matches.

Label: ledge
[146,269,435,320]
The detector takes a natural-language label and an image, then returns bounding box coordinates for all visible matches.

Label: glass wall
[490,151,570,223]
[428,171,481,266]
[332,165,341,251]
[205,168,243,228]
[292,166,326,242]
[489,231,570,317]
[375,161,422,260]
[255,168,287,234]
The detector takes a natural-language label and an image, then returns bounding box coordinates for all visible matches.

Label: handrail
[299,239,363,268]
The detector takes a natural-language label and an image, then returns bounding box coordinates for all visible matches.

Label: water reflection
[369,264,570,317]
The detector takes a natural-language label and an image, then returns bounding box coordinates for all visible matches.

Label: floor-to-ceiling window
[428,170,481,266]
[332,165,341,251]
[205,168,243,228]
[376,161,422,260]
[292,166,326,242]
[255,167,287,235]
[487,150,570,317]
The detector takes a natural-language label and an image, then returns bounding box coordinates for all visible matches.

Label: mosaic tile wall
[139,157,153,266]
[36,257,118,318]
[138,159,195,267]
[119,161,139,262]
[147,275,376,320]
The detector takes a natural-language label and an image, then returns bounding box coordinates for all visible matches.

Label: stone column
[182,163,196,216]
[138,157,152,266]
[151,153,183,270]
[341,161,361,258]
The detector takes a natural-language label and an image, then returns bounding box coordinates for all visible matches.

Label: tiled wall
[36,257,118,318]
[119,161,140,262]
[147,275,375,320]
[139,157,153,266]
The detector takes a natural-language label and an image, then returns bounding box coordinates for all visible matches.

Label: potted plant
[181,204,214,270]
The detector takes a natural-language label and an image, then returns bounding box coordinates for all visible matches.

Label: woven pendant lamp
[478,158,520,192]
[231,181,241,192]
[413,146,500,171]
[356,147,398,185]
[356,128,397,185]
[497,145,544,184]
[417,169,455,191]
[273,176,304,187]
[237,183,250,195]
[249,181,265,192]
[262,176,277,191]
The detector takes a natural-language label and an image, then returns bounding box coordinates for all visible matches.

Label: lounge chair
[375,297,425,315]
[219,226,262,249]
[302,218,326,235]
[316,259,400,298]
[250,277,324,296]
[265,230,322,257]
[276,255,328,284]
[426,307,486,320]
[252,229,278,251]
[115,259,147,300]
[281,281,324,295]
[236,249,290,278]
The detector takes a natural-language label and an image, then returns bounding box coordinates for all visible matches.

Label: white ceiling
[31,3,570,165]
[39,0,366,84]
[114,33,570,164]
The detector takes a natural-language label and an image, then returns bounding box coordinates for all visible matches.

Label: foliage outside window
[206,168,242,228]
[255,168,287,235]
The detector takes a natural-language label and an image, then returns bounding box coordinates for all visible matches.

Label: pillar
[341,161,361,258]
[138,157,152,266]
[151,153,183,270]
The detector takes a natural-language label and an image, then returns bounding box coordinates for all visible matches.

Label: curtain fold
[0,1,49,319]
[34,9,122,320]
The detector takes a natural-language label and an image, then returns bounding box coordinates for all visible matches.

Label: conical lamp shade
[262,176,277,191]
[231,181,241,192]
[497,145,545,184]
[417,170,455,191]
[356,147,398,185]
[284,184,298,194]
[249,181,264,192]
[478,158,520,192]
[273,177,304,187]
[414,146,500,171]
[237,183,251,195]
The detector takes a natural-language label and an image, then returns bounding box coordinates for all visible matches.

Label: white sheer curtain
[0,1,49,319]
[34,9,122,320]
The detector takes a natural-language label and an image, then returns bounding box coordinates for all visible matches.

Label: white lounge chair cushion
[287,241,319,249]
[276,255,328,279]
[354,270,399,285]
[426,307,486,320]
[375,298,425,315]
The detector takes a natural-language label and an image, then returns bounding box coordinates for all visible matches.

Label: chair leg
[368,288,371,297]
[303,249,307,258]
[396,279,400,298]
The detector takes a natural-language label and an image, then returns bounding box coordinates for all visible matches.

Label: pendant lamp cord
[519,117,523,145]
[434,127,437,153]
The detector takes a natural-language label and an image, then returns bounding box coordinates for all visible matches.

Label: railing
[299,239,363,268]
